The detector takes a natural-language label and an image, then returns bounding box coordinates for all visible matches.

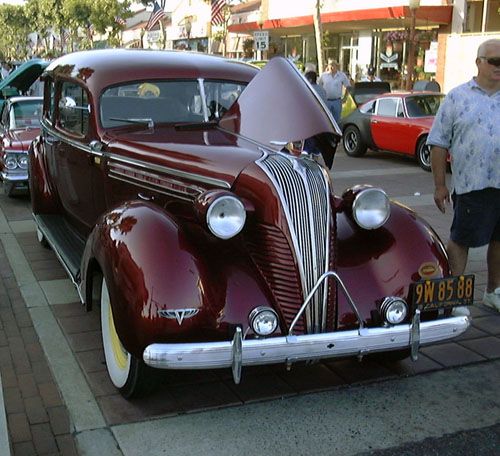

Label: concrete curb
[0,374,11,456]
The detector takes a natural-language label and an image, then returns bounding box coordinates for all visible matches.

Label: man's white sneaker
[451,306,470,317]
[483,288,500,312]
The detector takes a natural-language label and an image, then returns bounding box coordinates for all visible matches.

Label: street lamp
[405,0,421,90]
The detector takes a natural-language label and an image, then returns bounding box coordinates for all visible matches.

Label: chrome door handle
[372,120,379,124]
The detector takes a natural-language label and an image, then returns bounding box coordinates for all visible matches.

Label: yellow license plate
[412,275,475,311]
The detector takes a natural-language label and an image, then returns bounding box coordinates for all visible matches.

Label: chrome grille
[256,152,331,333]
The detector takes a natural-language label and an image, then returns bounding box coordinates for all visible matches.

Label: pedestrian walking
[318,58,351,127]
[427,38,500,311]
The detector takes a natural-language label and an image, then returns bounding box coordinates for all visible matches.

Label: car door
[53,81,101,235]
[370,97,413,154]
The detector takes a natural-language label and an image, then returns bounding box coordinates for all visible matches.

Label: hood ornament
[158,308,199,325]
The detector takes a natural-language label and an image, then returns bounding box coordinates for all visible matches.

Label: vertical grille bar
[256,152,331,333]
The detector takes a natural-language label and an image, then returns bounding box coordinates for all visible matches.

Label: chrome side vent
[256,153,331,333]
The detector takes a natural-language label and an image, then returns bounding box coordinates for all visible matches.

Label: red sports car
[31,51,472,398]
[0,96,43,196]
[342,92,445,171]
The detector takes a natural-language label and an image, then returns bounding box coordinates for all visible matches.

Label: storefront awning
[228,6,452,34]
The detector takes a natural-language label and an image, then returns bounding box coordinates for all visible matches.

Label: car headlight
[380,297,408,325]
[17,155,28,170]
[4,155,18,170]
[352,188,390,229]
[206,195,246,239]
[249,306,279,336]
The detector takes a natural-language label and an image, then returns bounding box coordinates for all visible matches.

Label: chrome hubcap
[345,131,358,152]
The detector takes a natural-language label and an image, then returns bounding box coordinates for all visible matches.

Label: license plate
[412,275,475,311]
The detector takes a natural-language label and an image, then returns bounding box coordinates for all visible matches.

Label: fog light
[249,306,278,336]
[380,297,408,325]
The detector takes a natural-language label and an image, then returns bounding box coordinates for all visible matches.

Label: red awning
[228,6,452,33]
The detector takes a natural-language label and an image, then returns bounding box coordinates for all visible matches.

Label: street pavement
[0,146,498,455]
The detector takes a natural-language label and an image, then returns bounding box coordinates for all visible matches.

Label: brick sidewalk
[0,243,78,455]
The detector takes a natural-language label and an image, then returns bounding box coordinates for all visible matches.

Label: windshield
[11,100,42,129]
[405,95,444,117]
[100,79,247,129]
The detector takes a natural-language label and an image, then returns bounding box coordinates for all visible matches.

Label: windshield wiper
[174,120,218,131]
[109,117,154,129]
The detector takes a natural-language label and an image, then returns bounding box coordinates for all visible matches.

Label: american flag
[146,1,167,31]
[61,28,70,44]
[115,16,126,26]
[211,0,226,26]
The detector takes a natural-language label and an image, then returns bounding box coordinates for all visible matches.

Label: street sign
[253,31,269,51]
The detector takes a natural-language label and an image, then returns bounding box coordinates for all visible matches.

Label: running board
[33,214,85,283]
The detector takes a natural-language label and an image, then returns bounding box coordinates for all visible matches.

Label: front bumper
[143,315,470,372]
[1,171,28,183]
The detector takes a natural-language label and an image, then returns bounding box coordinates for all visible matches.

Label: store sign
[424,41,438,73]
[147,30,161,43]
[380,52,399,69]
[253,31,269,51]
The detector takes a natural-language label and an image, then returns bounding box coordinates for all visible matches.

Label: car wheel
[416,136,431,172]
[100,276,155,398]
[343,125,367,157]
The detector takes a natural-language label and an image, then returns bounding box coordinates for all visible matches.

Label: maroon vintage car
[0,96,42,196]
[30,50,473,398]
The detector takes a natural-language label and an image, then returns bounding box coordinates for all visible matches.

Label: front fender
[336,202,449,329]
[82,201,275,358]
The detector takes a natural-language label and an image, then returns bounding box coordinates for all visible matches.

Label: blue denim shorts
[451,188,500,247]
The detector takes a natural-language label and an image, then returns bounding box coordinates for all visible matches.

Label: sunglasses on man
[479,56,500,67]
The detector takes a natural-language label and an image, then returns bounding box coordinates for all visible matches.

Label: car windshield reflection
[100,79,246,128]
[11,100,42,129]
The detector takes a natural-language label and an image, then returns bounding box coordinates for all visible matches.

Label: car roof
[374,91,445,99]
[45,49,259,95]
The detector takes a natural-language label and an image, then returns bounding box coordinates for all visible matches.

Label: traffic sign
[253,31,269,51]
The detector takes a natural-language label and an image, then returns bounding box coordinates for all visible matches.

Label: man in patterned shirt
[428,38,500,311]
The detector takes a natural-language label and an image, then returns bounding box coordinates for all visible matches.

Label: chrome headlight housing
[17,154,29,170]
[352,188,390,230]
[380,297,408,325]
[249,306,279,337]
[206,195,246,239]
[4,154,18,170]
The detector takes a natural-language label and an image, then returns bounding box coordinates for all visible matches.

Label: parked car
[341,81,391,119]
[31,50,472,398]
[0,96,42,196]
[342,92,445,171]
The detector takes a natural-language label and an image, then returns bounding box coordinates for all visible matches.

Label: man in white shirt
[318,58,351,127]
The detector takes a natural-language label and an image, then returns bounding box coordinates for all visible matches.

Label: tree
[0,4,31,60]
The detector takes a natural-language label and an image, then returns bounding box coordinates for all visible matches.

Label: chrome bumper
[1,172,28,183]
[143,315,470,376]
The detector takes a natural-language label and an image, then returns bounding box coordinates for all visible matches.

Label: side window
[360,100,375,114]
[376,98,398,117]
[43,78,56,124]
[396,99,404,117]
[58,82,89,136]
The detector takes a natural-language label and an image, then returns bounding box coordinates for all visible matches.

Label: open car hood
[219,57,341,157]
[350,82,391,106]
[0,59,48,95]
